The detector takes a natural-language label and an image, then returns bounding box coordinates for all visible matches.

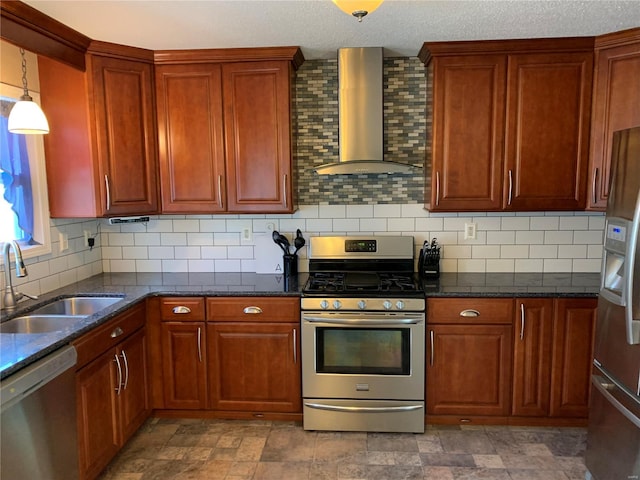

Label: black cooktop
[303,271,422,296]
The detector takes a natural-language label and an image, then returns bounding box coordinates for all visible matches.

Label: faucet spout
[2,241,29,311]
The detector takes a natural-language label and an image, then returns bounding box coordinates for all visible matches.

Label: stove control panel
[302,297,425,312]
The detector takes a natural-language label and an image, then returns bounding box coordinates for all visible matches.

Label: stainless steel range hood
[313,47,418,175]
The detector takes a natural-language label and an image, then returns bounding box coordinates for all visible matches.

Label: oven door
[301,311,425,401]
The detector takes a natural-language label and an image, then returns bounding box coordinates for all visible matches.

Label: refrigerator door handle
[623,189,640,345]
[592,374,640,429]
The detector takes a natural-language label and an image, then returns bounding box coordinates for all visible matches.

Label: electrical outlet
[241,227,253,244]
[59,232,69,252]
[84,230,92,247]
[464,222,477,240]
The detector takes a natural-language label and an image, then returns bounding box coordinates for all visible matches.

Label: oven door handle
[302,316,423,325]
[304,402,423,413]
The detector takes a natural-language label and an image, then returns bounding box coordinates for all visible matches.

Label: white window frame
[0,81,51,262]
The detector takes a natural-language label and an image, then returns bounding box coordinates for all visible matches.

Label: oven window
[316,327,410,375]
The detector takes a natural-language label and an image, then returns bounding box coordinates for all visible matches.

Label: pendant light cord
[19,48,32,100]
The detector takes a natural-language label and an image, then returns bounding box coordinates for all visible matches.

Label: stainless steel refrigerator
[585,126,640,480]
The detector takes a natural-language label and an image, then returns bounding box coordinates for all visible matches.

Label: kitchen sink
[0,315,86,334]
[30,296,124,316]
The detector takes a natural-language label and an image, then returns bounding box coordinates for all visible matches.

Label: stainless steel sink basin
[0,315,86,334]
[30,296,123,316]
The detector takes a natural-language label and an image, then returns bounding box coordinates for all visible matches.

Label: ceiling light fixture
[8,48,49,135]
[333,0,384,22]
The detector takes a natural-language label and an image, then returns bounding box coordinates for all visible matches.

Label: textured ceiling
[23,0,640,59]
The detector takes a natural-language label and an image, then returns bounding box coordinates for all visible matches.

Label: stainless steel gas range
[301,236,425,433]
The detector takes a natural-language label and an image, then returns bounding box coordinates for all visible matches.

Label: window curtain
[0,101,35,243]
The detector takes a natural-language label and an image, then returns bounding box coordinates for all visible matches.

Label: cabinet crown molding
[153,46,305,69]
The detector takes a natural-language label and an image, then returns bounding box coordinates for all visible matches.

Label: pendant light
[8,48,49,134]
[333,0,384,22]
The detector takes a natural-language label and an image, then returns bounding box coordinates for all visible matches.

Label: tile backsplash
[99,205,604,275]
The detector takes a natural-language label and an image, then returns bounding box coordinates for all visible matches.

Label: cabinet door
[512,298,553,417]
[222,61,294,213]
[160,322,208,409]
[504,52,592,210]
[426,324,512,416]
[588,35,640,209]
[430,55,506,211]
[117,328,150,443]
[155,64,226,213]
[208,323,301,412]
[550,298,597,418]
[90,55,159,216]
[76,349,119,480]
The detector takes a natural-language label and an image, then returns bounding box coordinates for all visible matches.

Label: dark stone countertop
[1,271,600,379]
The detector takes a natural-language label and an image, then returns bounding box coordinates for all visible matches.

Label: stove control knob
[320,300,329,310]
[396,300,405,310]
[383,300,393,310]
[333,300,342,310]
[357,300,367,310]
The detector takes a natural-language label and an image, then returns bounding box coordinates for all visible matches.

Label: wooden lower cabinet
[550,298,597,417]
[427,323,513,417]
[160,321,208,409]
[511,298,554,416]
[207,322,301,413]
[75,326,148,480]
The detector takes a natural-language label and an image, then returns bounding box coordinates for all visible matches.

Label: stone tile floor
[98,418,588,480]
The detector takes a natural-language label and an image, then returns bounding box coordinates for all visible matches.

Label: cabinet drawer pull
[243,306,263,314]
[110,326,124,338]
[459,309,480,317]
[172,306,192,314]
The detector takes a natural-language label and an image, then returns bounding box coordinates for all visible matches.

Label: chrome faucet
[2,241,37,311]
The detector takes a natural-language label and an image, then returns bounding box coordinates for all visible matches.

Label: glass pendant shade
[8,95,50,134]
[333,0,384,21]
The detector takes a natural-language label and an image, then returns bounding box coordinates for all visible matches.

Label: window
[0,82,51,260]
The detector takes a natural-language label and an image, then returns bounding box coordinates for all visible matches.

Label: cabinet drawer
[428,298,513,324]
[73,302,146,369]
[207,297,300,322]
[160,297,205,321]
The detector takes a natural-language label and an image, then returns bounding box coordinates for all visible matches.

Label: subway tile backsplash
[97,205,604,275]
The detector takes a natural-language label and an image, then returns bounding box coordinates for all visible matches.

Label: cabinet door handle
[520,303,525,340]
[114,354,123,395]
[217,175,223,208]
[508,169,513,206]
[104,175,111,211]
[430,330,434,366]
[120,350,129,390]
[110,326,124,338]
[459,309,480,317]
[293,328,297,364]
[197,327,203,363]
[243,306,263,314]
[283,174,288,209]
[435,171,440,206]
[172,306,191,314]
[592,167,599,205]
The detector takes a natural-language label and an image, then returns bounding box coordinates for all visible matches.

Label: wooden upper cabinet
[38,42,159,217]
[421,38,594,212]
[222,61,294,213]
[504,52,592,211]
[588,28,640,210]
[430,55,506,210]
[154,48,302,214]
[155,64,226,213]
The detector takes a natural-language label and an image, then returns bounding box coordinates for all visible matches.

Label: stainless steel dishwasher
[1,345,78,479]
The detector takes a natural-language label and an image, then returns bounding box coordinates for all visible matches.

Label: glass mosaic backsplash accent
[295,58,429,205]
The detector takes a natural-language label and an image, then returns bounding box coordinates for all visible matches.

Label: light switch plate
[59,232,69,251]
[464,222,477,240]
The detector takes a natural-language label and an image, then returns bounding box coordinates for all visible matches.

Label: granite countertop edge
[1,271,600,379]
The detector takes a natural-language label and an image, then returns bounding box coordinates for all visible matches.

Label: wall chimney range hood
[314,47,419,175]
